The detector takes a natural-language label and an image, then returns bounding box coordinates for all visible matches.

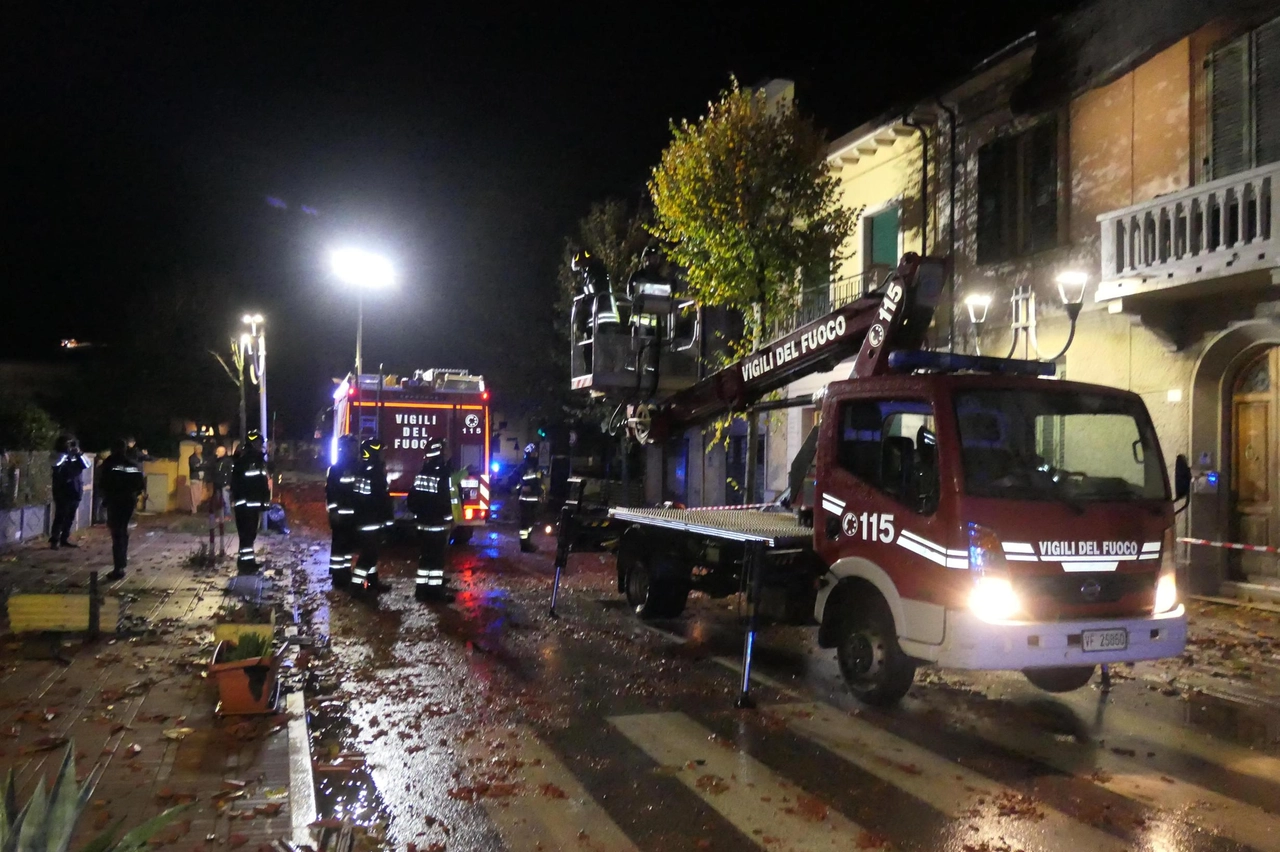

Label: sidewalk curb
[286,690,317,847]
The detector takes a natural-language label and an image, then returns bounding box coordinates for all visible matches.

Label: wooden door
[1232,348,1280,579]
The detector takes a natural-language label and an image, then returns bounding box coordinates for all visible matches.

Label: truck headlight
[1154,527,1179,614]
[970,576,1020,622]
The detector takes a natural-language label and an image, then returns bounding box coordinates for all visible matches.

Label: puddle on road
[1183,688,1280,750]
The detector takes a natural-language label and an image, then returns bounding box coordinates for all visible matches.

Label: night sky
[3,1,1075,437]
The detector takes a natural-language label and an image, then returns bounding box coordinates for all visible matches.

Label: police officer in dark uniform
[325,434,361,583]
[351,437,391,590]
[408,438,453,597]
[50,435,89,549]
[100,439,145,580]
[517,443,542,553]
[230,429,271,574]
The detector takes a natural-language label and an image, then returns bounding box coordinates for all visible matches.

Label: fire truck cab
[333,369,491,543]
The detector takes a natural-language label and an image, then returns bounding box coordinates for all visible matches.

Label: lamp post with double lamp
[965,270,1089,362]
[330,248,395,384]
[242,313,268,530]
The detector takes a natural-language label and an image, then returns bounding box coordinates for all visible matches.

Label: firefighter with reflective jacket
[517,443,542,553]
[230,429,271,574]
[351,437,392,590]
[408,438,453,597]
[569,249,619,371]
[325,434,361,582]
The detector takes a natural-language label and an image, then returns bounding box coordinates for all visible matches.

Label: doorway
[1231,347,1280,580]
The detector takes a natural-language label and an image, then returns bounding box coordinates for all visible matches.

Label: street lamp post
[330,248,395,382]
[242,313,268,530]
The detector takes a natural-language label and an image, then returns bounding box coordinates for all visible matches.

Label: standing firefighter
[517,443,542,553]
[351,437,391,590]
[325,434,361,583]
[50,436,89,549]
[100,439,145,580]
[230,430,271,574]
[409,438,453,597]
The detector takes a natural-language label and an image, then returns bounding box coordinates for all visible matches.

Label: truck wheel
[1023,665,1096,693]
[625,555,688,619]
[836,597,916,706]
[450,526,473,546]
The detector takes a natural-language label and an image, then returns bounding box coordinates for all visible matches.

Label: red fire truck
[332,369,492,543]
[554,254,1189,707]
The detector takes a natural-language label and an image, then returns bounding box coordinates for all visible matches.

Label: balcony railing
[1098,161,1277,299]
[767,269,881,340]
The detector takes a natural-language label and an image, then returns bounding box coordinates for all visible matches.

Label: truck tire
[1023,665,1096,693]
[625,554,688,619]
[450,526,473,546]
[835,596,916,706]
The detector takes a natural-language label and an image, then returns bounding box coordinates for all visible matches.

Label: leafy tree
[0,392,61,451]
[649,79,855,350]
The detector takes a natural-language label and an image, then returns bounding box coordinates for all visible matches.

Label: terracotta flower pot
[210,640,281,715]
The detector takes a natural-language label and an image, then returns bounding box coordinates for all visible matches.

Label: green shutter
[1257,17,1280,167]
[869,207,900,267]
[1211,36,1249,179]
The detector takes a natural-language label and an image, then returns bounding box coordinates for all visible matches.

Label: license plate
[1081,628,1128,652]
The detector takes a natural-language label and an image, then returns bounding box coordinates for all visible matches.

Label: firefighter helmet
[246,429,264,448]
[360,438,384,461]
[424,438,446,460]
[338,434,360,463]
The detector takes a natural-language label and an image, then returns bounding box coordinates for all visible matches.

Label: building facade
[803,0,1279,593]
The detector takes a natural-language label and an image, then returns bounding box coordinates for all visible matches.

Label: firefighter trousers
[415,523,450,593]
[234,506,261,573]
[518,498,538,552]
[352,525,382,588]
[329,521,357,577]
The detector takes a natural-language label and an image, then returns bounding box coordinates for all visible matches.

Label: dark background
[2,1,1075,440]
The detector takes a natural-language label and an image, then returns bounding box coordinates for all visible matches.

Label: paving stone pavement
[0,514,308,851]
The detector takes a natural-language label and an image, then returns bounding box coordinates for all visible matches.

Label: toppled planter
[210,634,281,715]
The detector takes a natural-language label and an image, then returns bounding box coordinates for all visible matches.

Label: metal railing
[1098,161,1277,296]
[767,270,877,340]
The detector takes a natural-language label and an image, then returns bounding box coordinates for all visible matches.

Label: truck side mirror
[1175,454,1191,501]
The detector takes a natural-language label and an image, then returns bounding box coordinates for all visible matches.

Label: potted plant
[209,631,281,715]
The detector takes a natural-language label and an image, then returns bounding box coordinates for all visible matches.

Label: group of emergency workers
[325,435,544,596]
[45,429,274,580]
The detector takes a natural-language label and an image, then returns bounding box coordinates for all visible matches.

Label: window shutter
[1211,37,1249,179]
[977,140,1013,264]
[1256,17,1280,168]
[1025,119,1059,254]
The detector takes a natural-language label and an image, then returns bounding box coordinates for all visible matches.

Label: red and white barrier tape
[1178,536,1280,555]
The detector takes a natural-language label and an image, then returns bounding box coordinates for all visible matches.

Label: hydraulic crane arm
[648,254,947,438]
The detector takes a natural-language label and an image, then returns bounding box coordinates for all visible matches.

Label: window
[953,390,1167,501]
[836,399,939,512]
[1209,16,1280,179]
[864,206,900,284]
[976,119,1059,264]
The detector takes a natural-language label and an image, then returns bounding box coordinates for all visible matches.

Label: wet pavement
[288,495,1280,852]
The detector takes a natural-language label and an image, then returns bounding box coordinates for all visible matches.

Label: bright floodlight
[252,313,264,323]
[331,248,395,289]
[242,314,253,324]
[964,293,992,325]
[1055,270,1089,306]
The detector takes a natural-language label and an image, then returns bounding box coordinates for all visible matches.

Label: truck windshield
[954,390,1167,502]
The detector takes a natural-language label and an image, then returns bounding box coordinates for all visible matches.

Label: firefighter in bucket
[409,438,453,598]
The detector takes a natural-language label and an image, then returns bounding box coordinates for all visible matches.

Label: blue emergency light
[490,460,501,474]
[887,350,1057,377]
